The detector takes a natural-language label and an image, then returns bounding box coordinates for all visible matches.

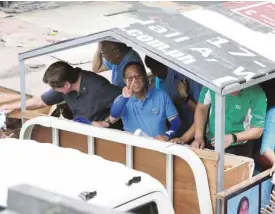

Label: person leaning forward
[192,85,267,158]
[94,62,182,141]
[0,61,122,128]
[92,41,142,88]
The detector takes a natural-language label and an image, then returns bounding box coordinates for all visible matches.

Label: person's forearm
[92,50,104,73]
[194,106,208,139]
[25,96,48,110]
[181,123,195,142]
[187,99,197,112]
[109,115,120,124]
[235,127,263,142]
[263,149,275,164]
[110,95,129,118]
[166,116,181,140]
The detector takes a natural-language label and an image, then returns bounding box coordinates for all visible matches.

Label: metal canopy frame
[18,27,272,214]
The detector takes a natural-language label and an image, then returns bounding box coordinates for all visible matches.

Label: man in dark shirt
[0,61,122,125]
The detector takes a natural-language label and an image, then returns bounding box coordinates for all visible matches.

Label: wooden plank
[95,138,126,165]
[224,162,250,190]
[31,125,52,144]
[59,130,88,153]
[189,147,219,161]
[174,156,200,214]
[133,148,166,186]
[217,169,271,198]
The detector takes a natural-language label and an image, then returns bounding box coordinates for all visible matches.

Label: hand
[98,42,103,51]
[0,104,14,114]
[155,135,169,141]
[170,137,186,144]
[191,138,205,149]
[122,79,135,98]
[261,191,275,214]
[261,206,274,214]
[211,134,234,149]
[177,80,188,98]
[92,121,110,128]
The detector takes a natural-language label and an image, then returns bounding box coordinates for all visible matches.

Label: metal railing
[19,116,214,214]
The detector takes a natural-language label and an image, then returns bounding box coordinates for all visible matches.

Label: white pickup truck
[0,138,174,214]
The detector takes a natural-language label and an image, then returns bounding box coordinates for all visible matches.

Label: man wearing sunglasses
[0,61,122,127]
[95,62,181,141]
[92,41,142,88]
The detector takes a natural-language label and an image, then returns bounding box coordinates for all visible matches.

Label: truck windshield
[130,201,158,214]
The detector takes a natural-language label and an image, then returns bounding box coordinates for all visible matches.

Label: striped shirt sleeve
[199,86,211,105]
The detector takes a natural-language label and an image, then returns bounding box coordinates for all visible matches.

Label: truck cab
[0,138,174,214]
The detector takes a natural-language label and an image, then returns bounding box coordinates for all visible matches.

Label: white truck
[0,138,174,214]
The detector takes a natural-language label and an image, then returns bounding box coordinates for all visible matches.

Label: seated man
[0,61,122,128]
[92,41,142,88]
[144,56,202,142]
[192,85,267,158]
[97,62,181,141]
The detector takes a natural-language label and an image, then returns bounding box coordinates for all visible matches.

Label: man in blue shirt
[92,41,142,88]
[144,56,202,143]
[94,62,181,141]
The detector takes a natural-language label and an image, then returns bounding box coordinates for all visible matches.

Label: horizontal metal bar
[222,72,275,95]
[19,31,114,60]
[111,29,222,94]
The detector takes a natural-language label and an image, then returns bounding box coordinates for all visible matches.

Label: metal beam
[19,60,26,124]
[214,93,225,214]
[222,72,275,95]
[111,28,222,95]
[19,31,113,60]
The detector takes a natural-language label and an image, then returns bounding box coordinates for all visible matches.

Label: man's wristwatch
[232,133,238,143]
[104,117,112,127]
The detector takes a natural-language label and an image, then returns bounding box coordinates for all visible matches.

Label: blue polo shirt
[158,68,202,134]
[120,88,178,137]
[103,48,142,88]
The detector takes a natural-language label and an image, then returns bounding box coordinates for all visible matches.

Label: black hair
[144,55,163,68]
[122,61,147,78]
[43,61,80,88]
[237,196,249,213]
[101,41,129,53]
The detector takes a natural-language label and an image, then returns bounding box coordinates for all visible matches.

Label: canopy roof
[19,4,275,95]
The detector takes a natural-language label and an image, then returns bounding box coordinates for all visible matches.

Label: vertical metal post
[52,128,59,146]
[166,154,173,202]
[87,136,95,155]
[215,93,225,214]
[19,60,26,125]
[126,145,133,168]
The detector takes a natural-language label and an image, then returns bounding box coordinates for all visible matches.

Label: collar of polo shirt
[132,88,152,101]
